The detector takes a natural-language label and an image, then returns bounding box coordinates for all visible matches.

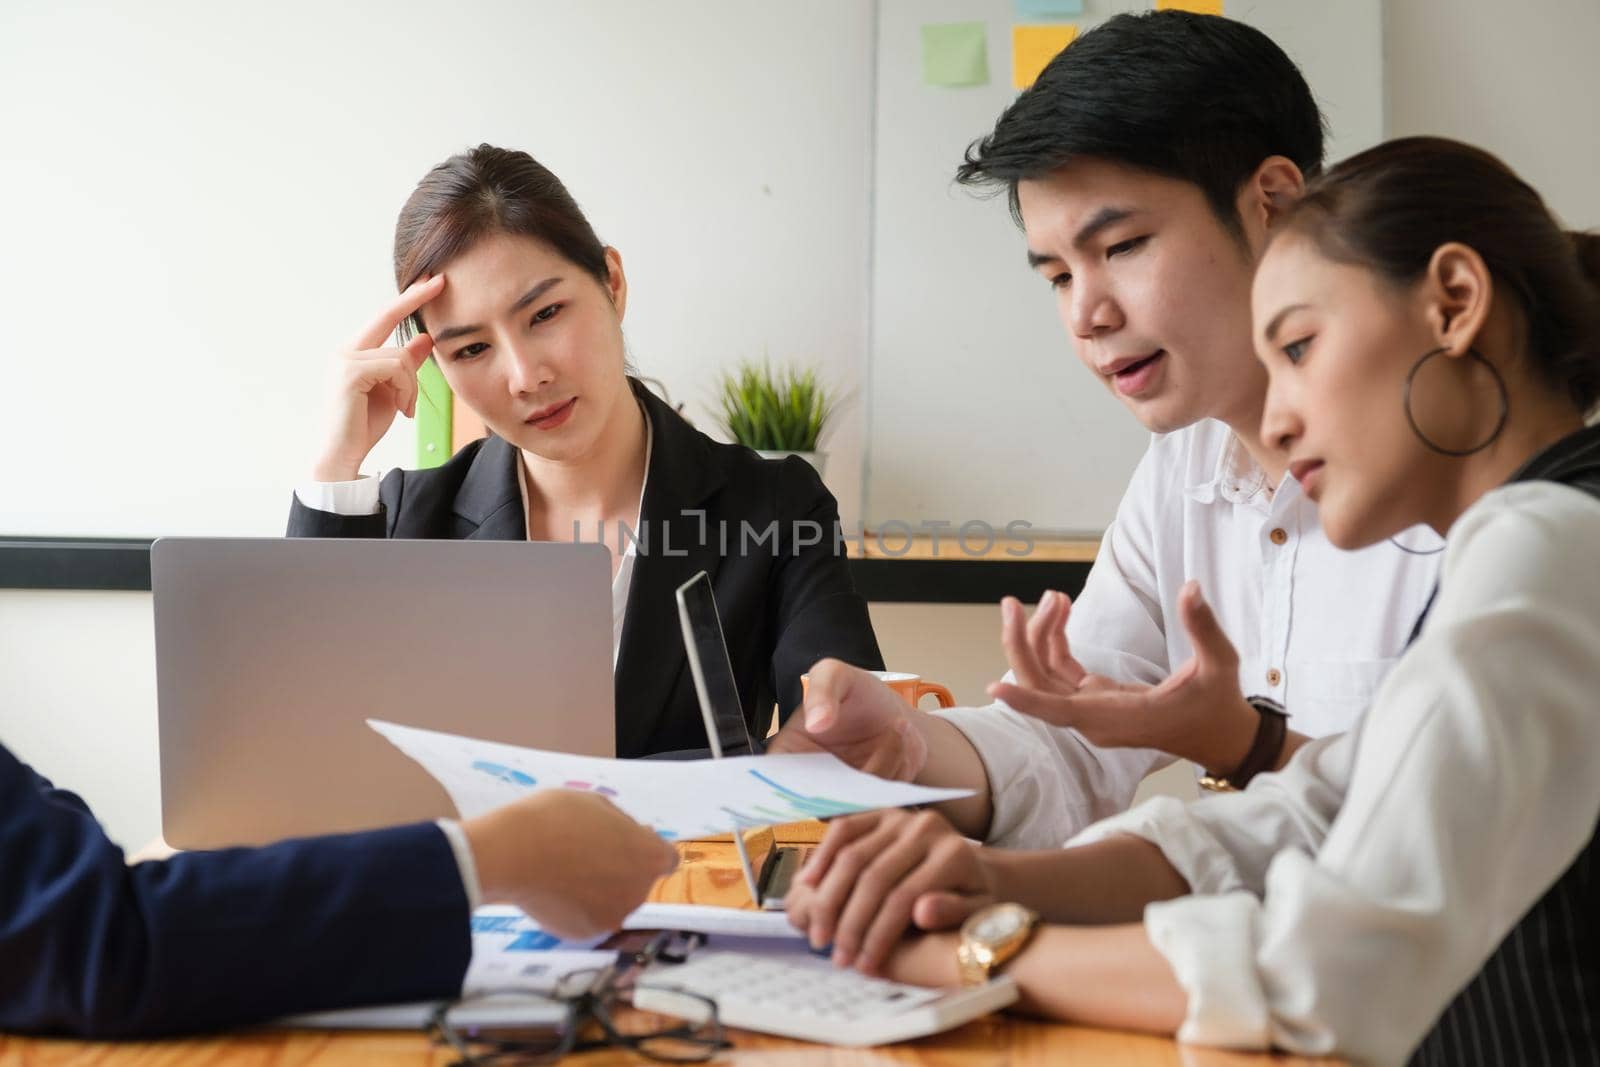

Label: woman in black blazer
[289,144,882,757]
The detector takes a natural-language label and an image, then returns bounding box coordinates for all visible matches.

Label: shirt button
[1266,668,1283,687]
[1269,527,1288,545]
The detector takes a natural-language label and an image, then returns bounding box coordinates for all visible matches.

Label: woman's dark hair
[394,144,610,336]
[1278,136,1600,415]
[956,10,1326,233]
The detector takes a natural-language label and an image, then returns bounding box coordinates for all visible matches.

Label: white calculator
[634,946,1017,1047]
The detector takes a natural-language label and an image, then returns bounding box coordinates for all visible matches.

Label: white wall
[0,0,874,537]
[1385,0,1600,230]
[0,591,160,850]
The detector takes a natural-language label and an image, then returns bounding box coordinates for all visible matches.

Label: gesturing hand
[990,581,1258,773]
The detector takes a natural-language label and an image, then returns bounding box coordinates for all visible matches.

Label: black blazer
[0,740,468,1037]
[288,380,883,757]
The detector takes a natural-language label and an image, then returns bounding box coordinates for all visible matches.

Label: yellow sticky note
[1012,24,1078,90]
[1157,0,1224,14]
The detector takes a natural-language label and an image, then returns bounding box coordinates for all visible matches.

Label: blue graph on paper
[471,914,524,935]
[471,911,564,951]
[718,768,874,827]
[471,759,537,787]
[470,909,601,959]
[507,931,565,952]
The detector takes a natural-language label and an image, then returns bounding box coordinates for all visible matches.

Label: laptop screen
[675,572,759,758]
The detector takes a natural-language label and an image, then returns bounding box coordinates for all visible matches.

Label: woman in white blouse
[784,137,1600,1066]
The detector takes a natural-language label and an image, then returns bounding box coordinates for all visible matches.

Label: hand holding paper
[462,789,679,939]
[369,719,975,841]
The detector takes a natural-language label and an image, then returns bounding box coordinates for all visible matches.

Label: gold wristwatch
[956,902,1040,986]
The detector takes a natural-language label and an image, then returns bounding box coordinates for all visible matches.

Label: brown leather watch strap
[1199,696,1288,792]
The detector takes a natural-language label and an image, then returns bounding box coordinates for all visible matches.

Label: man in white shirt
[770,11,1438,846]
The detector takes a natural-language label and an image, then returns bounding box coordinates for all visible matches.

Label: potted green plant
[715,362,834,477]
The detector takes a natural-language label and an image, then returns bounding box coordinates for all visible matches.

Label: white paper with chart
[368,719,972,840]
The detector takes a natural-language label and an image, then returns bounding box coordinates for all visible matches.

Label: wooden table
[1,824,1343,1066]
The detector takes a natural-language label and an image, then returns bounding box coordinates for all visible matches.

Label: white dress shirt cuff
[434,818,483,913]
[294,475,382,516]
[1144,891,1271,1049]
[934,676,1170,849]
[1066,795,1250,897]
[932,703,1046,841]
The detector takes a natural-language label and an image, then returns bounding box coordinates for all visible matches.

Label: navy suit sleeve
[768,457,885,725]
[0,742,470,1038]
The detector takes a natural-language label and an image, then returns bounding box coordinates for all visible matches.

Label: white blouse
[1072,480,1600,1065]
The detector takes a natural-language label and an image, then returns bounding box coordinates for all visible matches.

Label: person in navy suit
[0,739,676,1038]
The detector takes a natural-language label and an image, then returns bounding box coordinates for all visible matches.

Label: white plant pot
[756,449,827,478]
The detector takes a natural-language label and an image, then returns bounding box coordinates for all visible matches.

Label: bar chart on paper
[369,720,973,841]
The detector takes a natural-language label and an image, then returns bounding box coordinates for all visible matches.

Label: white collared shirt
[936,419,1441,848]
[1072,481,1600,1064]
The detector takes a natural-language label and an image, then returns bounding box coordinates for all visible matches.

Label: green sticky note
[922,22,989,87]
[415,358,452,469]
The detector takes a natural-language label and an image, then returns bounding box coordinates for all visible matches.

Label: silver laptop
[152,537,614,848]
[675,570,808,910]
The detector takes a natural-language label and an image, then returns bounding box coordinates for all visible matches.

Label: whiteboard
[0,0,875,537]
[866,0,1383,534]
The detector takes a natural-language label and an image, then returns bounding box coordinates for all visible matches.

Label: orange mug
[803,669,956,710]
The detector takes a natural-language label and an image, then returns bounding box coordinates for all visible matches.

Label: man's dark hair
[956,11,1327,232]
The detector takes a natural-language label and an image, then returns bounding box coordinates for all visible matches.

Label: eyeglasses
[428,930,729,1065]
